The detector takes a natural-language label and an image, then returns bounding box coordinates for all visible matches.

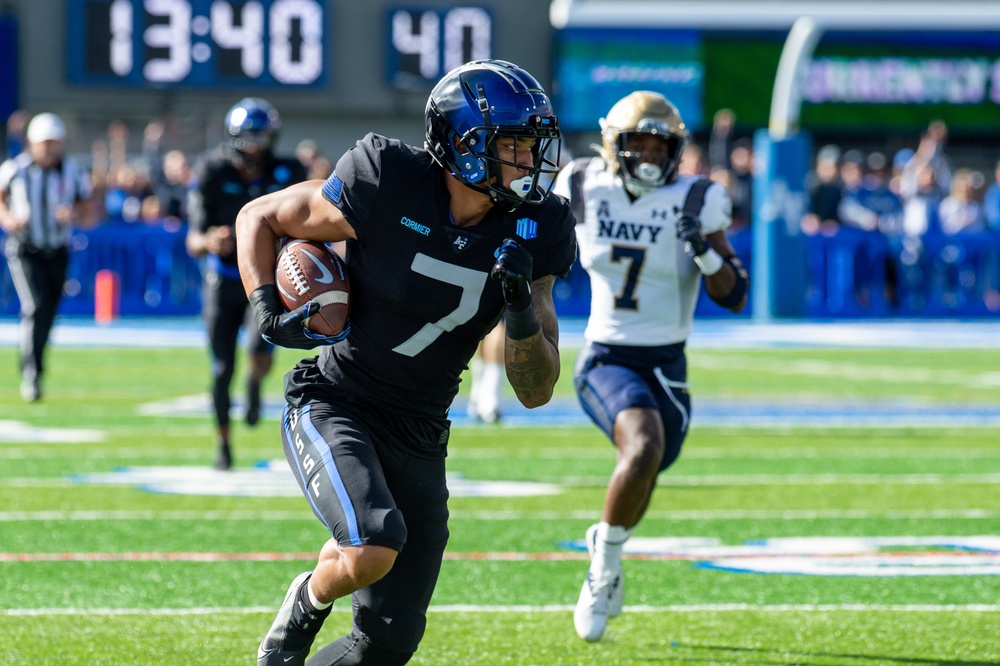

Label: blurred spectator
[141,119,167,183]
[106,120,129,173]
[104,162,153,223]
[983,159,1000,233]
[838,151,902,233]
[889,148,914,197]
[833,150,902,307]
[295,138,321,174]
[935,168,986,310]
[727,137,753,229]
[134,118,196,228]
[915,120,953,192]
[837,151,873,230]
[900,162,943,238]
[983,161,1000,310]
[938,168,984,235]
[708,108,735,170]
[801,144,843,236]
[155,149,195,226]
[90,138,110,204]
[5,109,28,159]
[678,142,707,177]
[308,155,334,181]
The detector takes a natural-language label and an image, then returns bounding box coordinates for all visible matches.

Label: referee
[0,112,96,402]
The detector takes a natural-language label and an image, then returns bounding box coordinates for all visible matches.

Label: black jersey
[190,150,306,274]
[314,133,577,419]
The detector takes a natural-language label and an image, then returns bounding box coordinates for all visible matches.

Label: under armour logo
[651,209,670,220]
[598,201,610,218]
[453,236,468,250]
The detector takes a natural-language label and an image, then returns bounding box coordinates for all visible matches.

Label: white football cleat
[586,523,624,617]
[574,569,617,642]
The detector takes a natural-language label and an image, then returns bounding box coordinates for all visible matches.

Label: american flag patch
[322,172,344,204]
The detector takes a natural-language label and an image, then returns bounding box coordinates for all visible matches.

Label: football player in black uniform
[187,98,307,470]
[236,60,577,665]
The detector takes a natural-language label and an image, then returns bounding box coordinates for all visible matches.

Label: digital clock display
[387,6,492,89]
[68,0,327,87]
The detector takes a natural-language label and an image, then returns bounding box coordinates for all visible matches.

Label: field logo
[0,420,104,444]
[562,536,1000,577]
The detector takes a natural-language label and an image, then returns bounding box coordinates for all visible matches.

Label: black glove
[248,284,341,350]
[676,214,710,258]
[490,238,533,312]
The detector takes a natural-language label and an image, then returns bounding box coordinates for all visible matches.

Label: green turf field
[1,341,999,665]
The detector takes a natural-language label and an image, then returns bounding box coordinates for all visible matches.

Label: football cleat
[214,439,232,471]
[257,571,331,666]
[246,380,262,427]
[20,376,40,403]
[574,569,616,642]
[586,523,624,618]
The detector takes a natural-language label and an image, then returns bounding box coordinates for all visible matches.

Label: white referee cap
[26,113,67,143]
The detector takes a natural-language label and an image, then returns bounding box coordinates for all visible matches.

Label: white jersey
[553,157,732,346]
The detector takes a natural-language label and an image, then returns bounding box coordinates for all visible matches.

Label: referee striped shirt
[0,152,92,251]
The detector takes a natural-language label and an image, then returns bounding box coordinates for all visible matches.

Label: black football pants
[280,393,450,662]
[5,245,69,382]
[202,272,271,427]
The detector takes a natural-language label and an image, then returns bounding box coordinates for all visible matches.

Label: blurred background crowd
[6,103,1000,316]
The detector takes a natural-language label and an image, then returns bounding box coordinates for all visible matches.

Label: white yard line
[6,472,1000,489]
[1,508,998,522]
[4,604,1000,616]
[690,355,1000,388]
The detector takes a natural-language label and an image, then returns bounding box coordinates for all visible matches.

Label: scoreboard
[15,0,552,154]
[68,0,327,87]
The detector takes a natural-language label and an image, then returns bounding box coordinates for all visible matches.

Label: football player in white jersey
[552,91,749,642]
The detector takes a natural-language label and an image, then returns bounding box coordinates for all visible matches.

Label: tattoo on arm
[505,275,561,407]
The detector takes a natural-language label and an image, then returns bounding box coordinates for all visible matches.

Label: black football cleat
[257,572,331,666]
[246,381,261,427]
[214,440,232,471]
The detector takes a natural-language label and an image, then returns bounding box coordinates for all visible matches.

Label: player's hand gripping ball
[275,239,350,338]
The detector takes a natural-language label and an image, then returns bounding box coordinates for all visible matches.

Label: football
[275,239,350,338]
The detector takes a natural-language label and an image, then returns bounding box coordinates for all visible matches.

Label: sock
[467,357,483,415]
[478,362,503,416]
[305,580,332,611]
[592,522,629,577]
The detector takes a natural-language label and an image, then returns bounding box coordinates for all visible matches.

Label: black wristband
[504,303,541,340]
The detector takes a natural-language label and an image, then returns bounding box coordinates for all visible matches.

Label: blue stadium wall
[1,221,993,319]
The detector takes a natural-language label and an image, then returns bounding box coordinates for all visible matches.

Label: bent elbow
[517,386,554,410]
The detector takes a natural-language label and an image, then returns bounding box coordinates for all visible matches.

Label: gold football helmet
[599,91,687,196]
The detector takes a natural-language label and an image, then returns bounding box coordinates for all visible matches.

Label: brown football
[275,239,350,337]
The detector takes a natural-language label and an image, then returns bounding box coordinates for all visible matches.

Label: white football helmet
[600,91,687,197]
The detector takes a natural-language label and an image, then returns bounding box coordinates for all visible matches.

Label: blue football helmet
[425,59,561,209]
[225,97,280,155]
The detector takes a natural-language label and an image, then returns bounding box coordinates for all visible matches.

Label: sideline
[1,316,1000,349]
